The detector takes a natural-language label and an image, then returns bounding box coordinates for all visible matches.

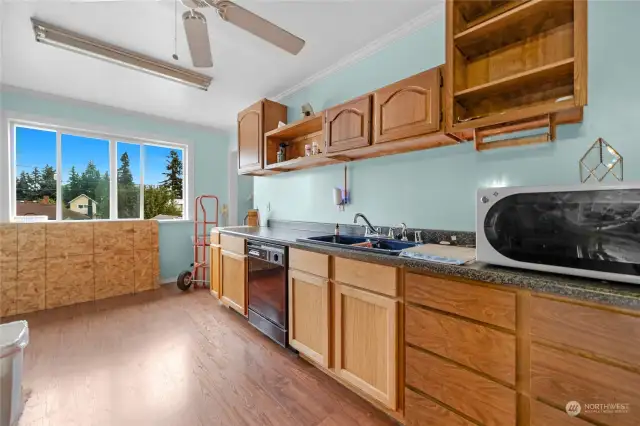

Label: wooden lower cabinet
[209,245,221,298]
[406,346,516,426]
[405,387,475,426]
[334,283,398,410]
[220,250,247,316]
[288,269,330,367]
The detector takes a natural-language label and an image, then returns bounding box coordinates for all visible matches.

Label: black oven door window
[248,257,286,328]
[484,189,640,275]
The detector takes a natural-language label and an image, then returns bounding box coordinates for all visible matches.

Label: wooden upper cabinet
[237,99,287,174]
[445,0,587,135]
[373,68,441,144]
[238,101,263,172]
[325,94,372,153]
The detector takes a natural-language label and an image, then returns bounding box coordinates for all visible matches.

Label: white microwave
[476,183,640,285]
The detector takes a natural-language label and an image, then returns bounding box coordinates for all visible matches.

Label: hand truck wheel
[177,270,193,292]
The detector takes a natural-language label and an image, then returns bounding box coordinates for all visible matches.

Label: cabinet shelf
[264,155,344,173]
[454,0,574,58]
[455,58,575,102]
[264,114,324,140]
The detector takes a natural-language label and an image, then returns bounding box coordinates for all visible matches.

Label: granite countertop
[219,226,640,311]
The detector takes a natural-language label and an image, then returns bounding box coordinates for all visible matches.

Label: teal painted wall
[254,1,640,232]
[1,87,230,279]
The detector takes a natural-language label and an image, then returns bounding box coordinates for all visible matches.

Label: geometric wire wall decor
[579,138,623,183]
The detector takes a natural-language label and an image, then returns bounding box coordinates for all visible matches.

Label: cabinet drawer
[220,234,245,255]
[334,257,398,297]
[532,296,640,369]
[289,248,329,278]
[532,344,640,426]
[531,400,593,426]
[406,387,475,426]
[406,305,515,384]
[406,346,516,426]
[406,273,516,330]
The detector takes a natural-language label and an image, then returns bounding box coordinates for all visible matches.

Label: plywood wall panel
[94,221,134,254]
[134,250,154,293]
[133,221,153,250]
[0,224,18,260]
[17,258,45,314]
[152,249,160,288]
[46,255,94,309]
[17,224,45,260]
[0,220,158,317]
[46,223,94,258]
[95,252,134,300]
[0,258,18,317]
[150,221,159,250]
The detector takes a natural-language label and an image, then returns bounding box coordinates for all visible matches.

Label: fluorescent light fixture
[31,18,212,91]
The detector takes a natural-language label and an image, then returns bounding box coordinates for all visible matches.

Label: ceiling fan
[180,0,305,68]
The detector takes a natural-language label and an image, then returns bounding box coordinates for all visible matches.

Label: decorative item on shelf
[304,144,311,157]
[301,103,314,118]
[277,143,288,163]
[579,138,623,183]
[277,121,286,128]
[312,140,320,155]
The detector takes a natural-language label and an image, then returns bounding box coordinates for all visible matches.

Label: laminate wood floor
[2,286,396,426]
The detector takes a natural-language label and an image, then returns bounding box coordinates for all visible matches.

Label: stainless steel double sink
[296,235,420,256]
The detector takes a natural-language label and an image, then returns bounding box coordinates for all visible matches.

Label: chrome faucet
[398,222,409,241]
[353,213,379,237]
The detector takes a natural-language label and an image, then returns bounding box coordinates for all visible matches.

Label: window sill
[156,219,193,224]
[11,218,192,224]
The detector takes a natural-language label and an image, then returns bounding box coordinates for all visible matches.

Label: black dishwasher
[247,240,289,347]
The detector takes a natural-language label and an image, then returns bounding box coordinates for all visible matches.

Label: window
[62,134,110,220]
[11,121,188,221]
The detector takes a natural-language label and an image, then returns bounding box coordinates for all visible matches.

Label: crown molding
[270,2,444,102]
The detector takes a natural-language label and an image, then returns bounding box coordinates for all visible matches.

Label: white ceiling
[1,0,439,130]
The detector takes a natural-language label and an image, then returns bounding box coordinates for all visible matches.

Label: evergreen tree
[41,164,57,202]
[117,152,138,218]
[64,166,83,203]
[160,150,183,199]
[144,185,181,219]
[16,171,29,202]
[29,167,42,200]
[80,161,101,201]
[94,171,110,219]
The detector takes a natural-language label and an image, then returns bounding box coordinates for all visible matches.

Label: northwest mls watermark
[566,401,631,417]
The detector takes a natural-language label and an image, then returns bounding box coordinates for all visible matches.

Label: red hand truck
[177,195,219,291]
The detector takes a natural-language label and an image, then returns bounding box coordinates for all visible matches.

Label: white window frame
[6,117,194,222]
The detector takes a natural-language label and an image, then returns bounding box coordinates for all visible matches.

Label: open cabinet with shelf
[446,0,587,135]
[264,113,342,173]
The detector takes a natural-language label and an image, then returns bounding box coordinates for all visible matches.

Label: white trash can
[0,321,29,426]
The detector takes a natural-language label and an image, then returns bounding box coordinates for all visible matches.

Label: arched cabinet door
[324,94,372,153]
[373,68,441,144]
[237,101,264,172]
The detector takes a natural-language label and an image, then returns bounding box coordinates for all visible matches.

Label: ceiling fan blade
[215,0,305,55]
[183,10,213,68]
